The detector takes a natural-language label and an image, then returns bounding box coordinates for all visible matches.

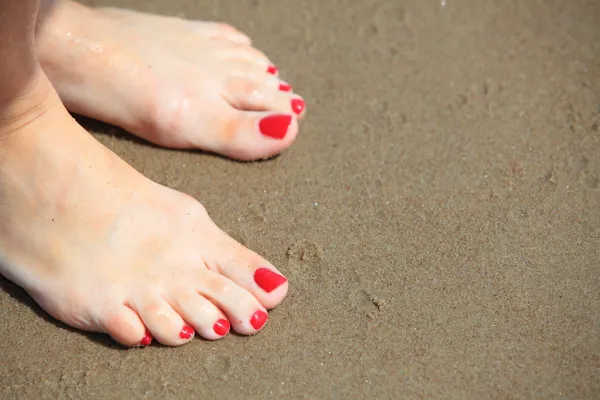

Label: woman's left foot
[37,1,305,160]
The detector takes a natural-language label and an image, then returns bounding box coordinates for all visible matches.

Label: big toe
[206,232,289,310]
[190,109,300,160]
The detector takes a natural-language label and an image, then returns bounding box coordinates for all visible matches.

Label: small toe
[167,290,230,340]
[235,90,305,118]
[102,306,148,347]
[219,43,273,70]
[221,60,305,118]
[194,269,268,335]
[223,67,305,117]
[198,22,252,45]
[130,295,194,346]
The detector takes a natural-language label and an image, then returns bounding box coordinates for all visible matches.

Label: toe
[130,295,195,346]
[194,269,268,335]
[210,241,289,310]
[219,43,273,71]
[197,22,252,45]
[102,306,149,347]
[195,108,299,160]
[167,290,230,340]
[227,265,289,310]
[238,90,305,118]
[223,63,306,117]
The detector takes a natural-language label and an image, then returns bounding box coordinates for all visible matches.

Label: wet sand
[1,0,599,398]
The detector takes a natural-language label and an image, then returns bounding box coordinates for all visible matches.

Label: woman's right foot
[0,74,289,347]
[37,0,305,161]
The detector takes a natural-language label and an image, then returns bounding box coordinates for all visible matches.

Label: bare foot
[37,0,305,160]
[0,74,288,347]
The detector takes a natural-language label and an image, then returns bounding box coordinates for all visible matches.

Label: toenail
[180,325,195,339]
[254,268,287,293]
[250,310,269,330]
[279,82,292,92]
[259,114,292,139]
[291,98,305,115]
[267,65,278,75]
[213,319,231,336]
[139,330,152,347]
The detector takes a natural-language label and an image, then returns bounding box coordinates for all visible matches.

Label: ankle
[0,73,57,133]
[0,73,60,160]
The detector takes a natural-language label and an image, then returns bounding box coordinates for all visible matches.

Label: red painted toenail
[291,98,305,115]
[254,268,287,293]
[213,319,231,336]
[259,114,292,139]
[250,310,268,330]
[279,82,292,92]
[140,330,152,347]
[180,325,195,339]
[267,65,278,75]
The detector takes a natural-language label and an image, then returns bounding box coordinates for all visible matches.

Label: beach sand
[1,0,599,398]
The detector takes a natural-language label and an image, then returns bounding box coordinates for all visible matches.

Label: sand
[1,0,599,398]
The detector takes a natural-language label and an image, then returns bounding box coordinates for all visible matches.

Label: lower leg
[0,0,44,126]
[36,0,58,31]
[0,0,39,100]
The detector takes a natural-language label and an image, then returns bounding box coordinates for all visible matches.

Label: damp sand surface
[2,0,599,398]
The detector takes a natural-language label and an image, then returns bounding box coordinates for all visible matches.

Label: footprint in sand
[286,239,324,265]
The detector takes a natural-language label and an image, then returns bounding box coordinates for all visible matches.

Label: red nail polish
[279,82,292,92]
[259,114,292,139]
[267,65,278,75]
[139,330,152,347]
[291,98,305,115]
[250,310,268,330]
[254,268,287,293]
[213,319,230,336]
[180,325,194,339]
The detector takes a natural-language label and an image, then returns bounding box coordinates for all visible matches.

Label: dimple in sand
[0,0,305,347]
